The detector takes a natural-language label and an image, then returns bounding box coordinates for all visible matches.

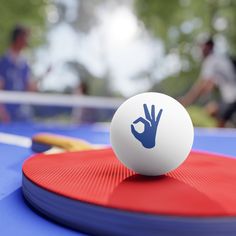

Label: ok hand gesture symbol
[131,104,163,149]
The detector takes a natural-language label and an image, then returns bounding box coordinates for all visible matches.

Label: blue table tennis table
[0,122,236,236]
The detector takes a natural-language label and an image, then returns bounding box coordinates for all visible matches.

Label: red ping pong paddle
[22,133,236,236]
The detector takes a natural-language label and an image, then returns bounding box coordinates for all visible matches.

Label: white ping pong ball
[110,92,194,176]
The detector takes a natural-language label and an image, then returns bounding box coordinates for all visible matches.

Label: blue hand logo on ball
[131,104,163,149]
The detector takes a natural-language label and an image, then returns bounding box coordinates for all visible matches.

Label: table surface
[1,122,236,236]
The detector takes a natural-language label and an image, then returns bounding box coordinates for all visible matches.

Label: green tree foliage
[135,0,236,97]
[135,0,236,53]
[0,0,48,53]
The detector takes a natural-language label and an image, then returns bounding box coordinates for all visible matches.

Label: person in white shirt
[180,38,236,127]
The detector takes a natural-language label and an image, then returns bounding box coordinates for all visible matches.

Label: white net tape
[0,91,124,109]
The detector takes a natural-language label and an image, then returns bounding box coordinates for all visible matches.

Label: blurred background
[0,0,236,126]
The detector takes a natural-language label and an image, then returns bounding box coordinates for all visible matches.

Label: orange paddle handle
[32,133,94,152]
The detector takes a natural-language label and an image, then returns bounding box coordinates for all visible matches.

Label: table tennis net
[0,91,123,124]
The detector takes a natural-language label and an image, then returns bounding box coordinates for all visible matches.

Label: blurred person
[180,38,236,127]
[0,25,37,122]
[72,81,95,123]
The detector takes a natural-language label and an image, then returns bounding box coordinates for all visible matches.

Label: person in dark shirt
[0,25,37,122]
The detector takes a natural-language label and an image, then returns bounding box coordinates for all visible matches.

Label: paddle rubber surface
[23,148,236,217]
